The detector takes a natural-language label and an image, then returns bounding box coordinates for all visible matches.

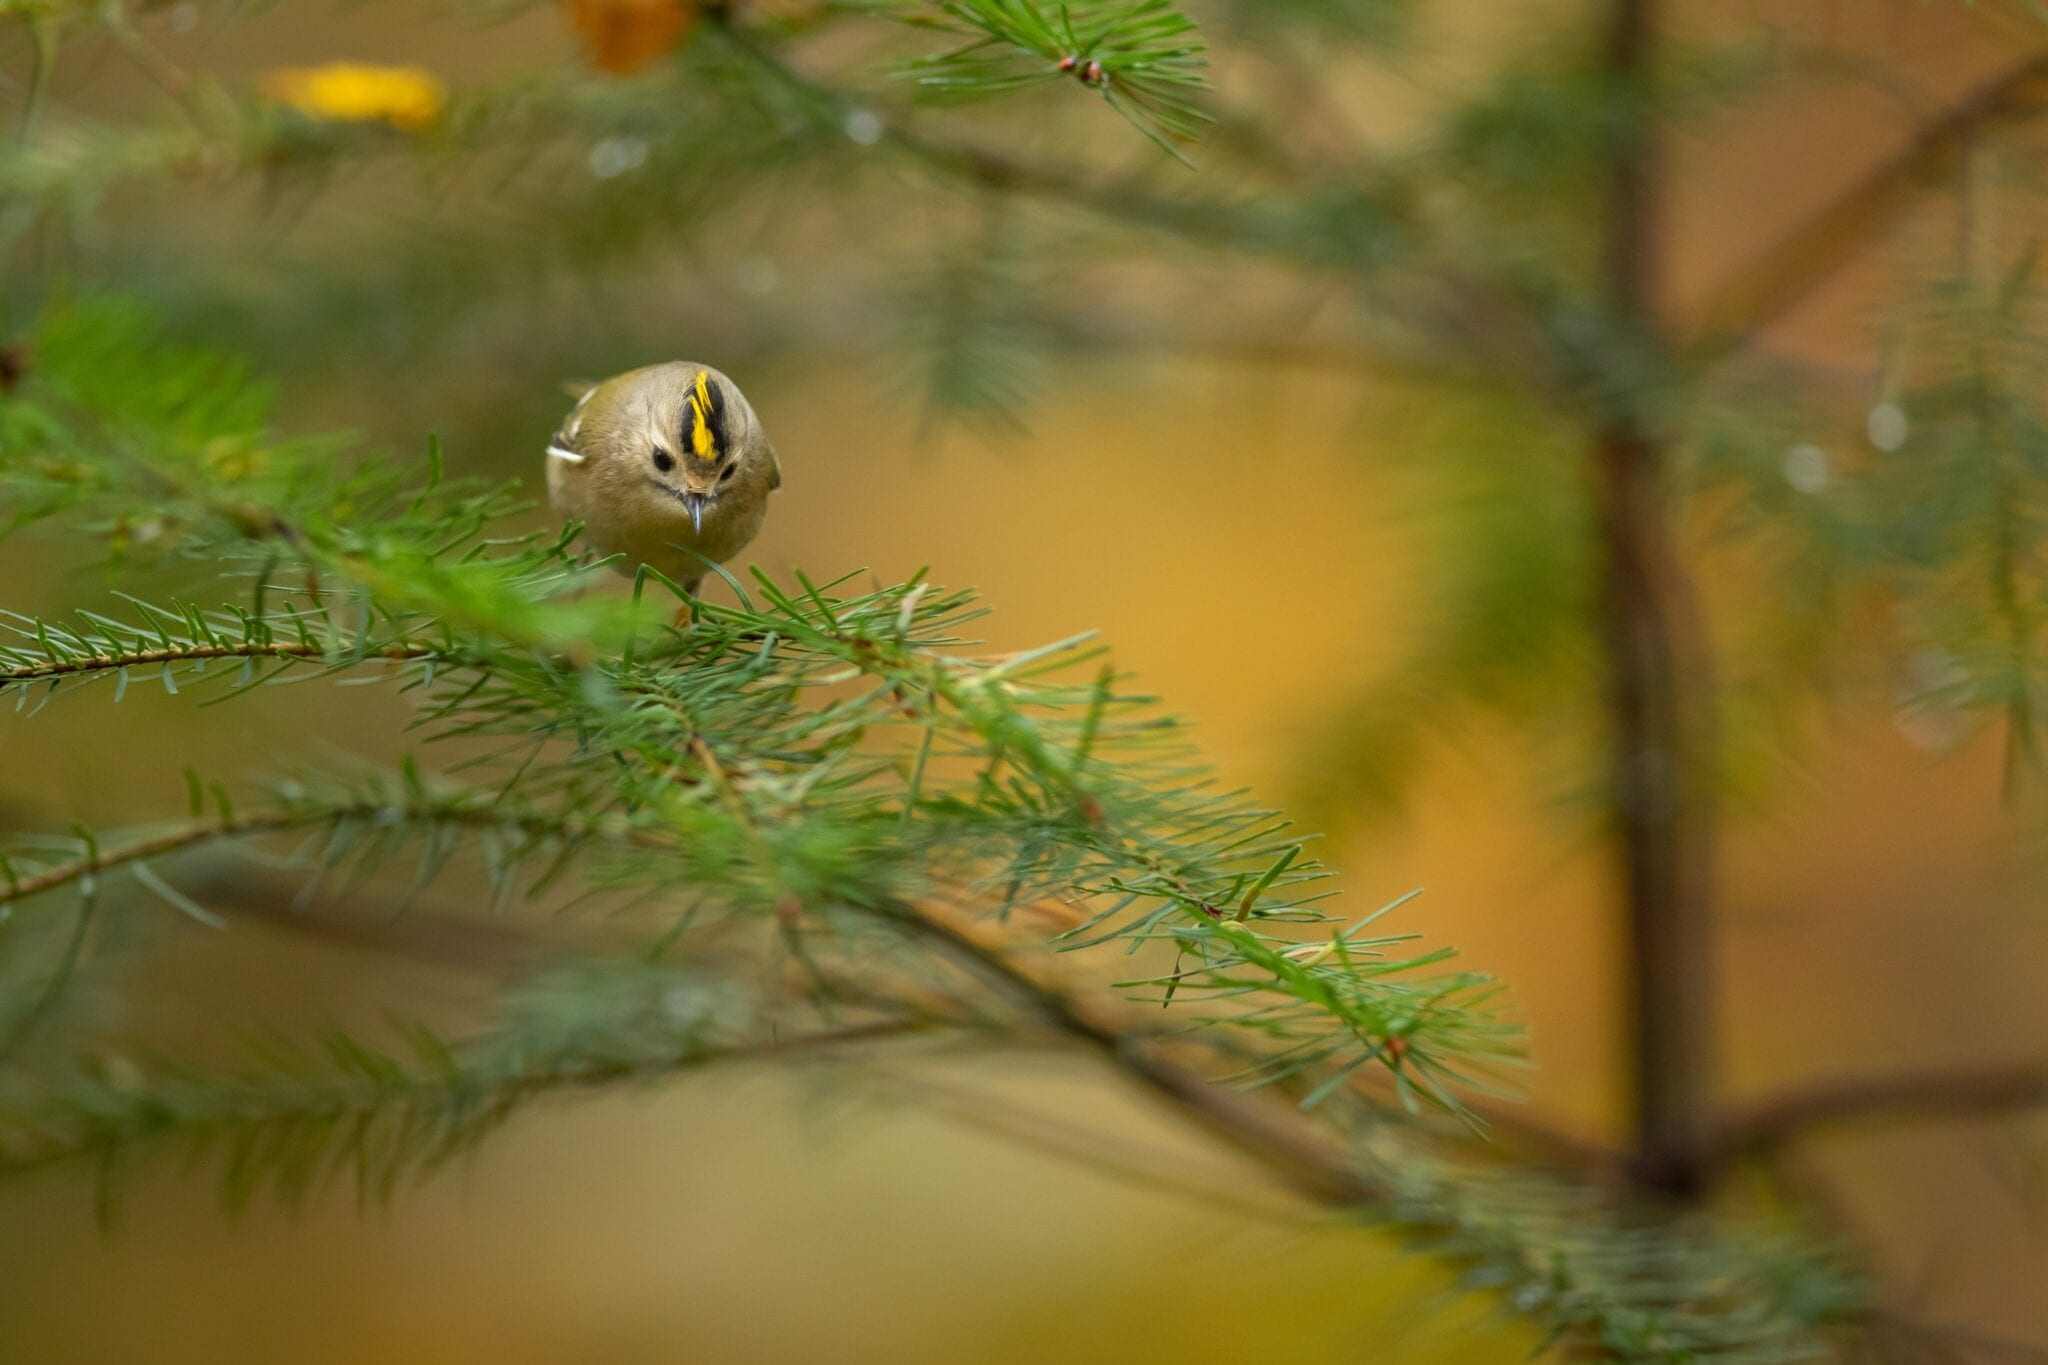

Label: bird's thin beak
[684,493,705,534]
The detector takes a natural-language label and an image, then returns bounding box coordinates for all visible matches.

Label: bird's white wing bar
[546,443,585,464]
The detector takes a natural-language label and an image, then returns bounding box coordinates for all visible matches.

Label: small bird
[545,362,782,601]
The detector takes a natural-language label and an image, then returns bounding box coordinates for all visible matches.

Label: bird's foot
[671,581,703,629]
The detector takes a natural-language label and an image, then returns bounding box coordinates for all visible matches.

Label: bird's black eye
[652,449,675,473]
[718,461,737,483]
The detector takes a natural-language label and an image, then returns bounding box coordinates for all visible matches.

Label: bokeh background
[4,1,2048,1360]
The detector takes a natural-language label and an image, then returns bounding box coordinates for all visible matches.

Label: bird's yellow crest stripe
[688,369,718,459]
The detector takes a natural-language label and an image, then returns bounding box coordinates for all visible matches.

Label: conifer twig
[0,638,437,688]
[0,1017,941,1185]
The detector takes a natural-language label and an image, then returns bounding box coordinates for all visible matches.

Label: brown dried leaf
[559,0,702,76]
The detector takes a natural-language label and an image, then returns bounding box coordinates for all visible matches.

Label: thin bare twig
[180,868,558,972]
[1712,1061,2048,1166]
[858,1061,1314,1224]
[0,803,648,908]
[1690,49,2048,356]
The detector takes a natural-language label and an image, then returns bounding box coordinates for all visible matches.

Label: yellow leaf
[259,63,446,132]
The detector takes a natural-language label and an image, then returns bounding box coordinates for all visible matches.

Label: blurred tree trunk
[1596,0,1717,1199]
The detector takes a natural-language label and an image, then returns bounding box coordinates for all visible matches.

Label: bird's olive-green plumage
[545,362,783,595]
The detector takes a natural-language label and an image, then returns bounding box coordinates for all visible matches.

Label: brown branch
[0,815,302,904]
[986,896,1625,1178]
[883,128,1548,383]
[892,897,1380,1206]
[1711,1060,2048,1166]
[1689,49,2048,356]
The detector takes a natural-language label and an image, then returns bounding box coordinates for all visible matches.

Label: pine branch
[0,1005,936,1212]
[1,636,436,690]
[0,280,1865,1359]
[714,18,1536,390]
[0,815,298,905]
[0,14,1530,400]
[892,0,1211,163]
[838,898,1859,1358]
[0,797,655,910]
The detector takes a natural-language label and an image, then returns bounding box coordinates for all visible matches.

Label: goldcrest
[545,362,783,597]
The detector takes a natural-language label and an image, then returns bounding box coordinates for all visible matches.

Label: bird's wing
[546,387,595,465]
[767,441,783,490]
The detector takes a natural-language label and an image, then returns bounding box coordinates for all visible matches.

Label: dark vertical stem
[1595,0,1716,1199]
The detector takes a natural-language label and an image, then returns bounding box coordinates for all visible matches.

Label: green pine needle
[894,1,1212,163]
